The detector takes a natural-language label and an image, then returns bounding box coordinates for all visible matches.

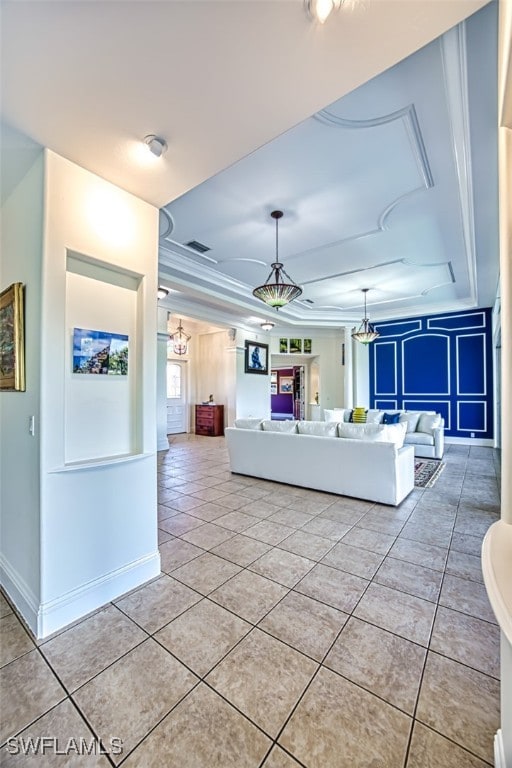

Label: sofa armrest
[432,425,444,459]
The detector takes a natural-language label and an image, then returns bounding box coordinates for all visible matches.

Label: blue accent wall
[369,308,493,439]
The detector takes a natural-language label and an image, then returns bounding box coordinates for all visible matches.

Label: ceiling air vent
[186,240,211,254]
[304,299,314,304]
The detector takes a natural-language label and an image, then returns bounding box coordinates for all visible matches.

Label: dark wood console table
[195,404,224,436]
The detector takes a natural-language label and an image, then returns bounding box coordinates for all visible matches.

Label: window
[167,362,181,399]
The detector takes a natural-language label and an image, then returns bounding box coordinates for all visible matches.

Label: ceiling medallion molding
[440,21,477,305]
[158,208,175,240]
[314,103,433,190]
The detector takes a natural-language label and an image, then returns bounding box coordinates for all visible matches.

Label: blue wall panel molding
[370,308,493,438]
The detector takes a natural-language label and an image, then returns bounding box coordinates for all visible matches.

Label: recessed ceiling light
[144,135,168,158]
[157,286,169,300]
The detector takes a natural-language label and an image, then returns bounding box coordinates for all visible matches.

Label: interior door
[167,361,187,434]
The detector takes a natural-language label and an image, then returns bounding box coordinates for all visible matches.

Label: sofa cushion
[383,412,401,424]
[261,419,298,433]
[337,422,406,447]
[404,432,435,446]
[399,412,421,433]
[366,409,383,424]
[417,413,442,435]
[234,418,263,430]
[324,408,350,423]
[298,421,338,437]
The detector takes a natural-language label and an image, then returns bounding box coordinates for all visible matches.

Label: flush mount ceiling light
[352,289,380,345]
[144,134,168,158]
[157,286,169,300]
[169,319,191,356]
[304,0,343,24]
[253,211,302,310]
[260,321,275,331]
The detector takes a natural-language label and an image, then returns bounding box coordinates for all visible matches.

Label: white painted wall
[192,329,237,427]
[2,148,160,638]
[0,125,44,623]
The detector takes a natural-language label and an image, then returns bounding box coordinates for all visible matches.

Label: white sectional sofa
[324,408,445,459]
[225,419,415,506]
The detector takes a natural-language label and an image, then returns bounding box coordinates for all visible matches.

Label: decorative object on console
[0,282,25,391]
[244,340,269,375]
[352,288,380,344]
[169,318,191,356]
[414,459,446,488]
[253,211,302,309]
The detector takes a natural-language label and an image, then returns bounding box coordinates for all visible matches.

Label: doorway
[166,361,188,434]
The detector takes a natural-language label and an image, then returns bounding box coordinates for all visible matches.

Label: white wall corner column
[2,146,161,639]
[343,327,354,409]
[351,333,370,408]
[157,331,170,451]
[481,4,512,766]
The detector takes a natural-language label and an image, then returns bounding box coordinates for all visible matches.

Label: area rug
[414,459,446,488]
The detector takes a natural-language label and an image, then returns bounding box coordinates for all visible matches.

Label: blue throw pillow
[382,412,400,424]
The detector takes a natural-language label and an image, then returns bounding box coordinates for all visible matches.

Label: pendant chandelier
[352,289,380,345]
[253,210,302,309]
[169,318,191,355]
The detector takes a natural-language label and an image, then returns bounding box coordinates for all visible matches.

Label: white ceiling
[1,0,498,331]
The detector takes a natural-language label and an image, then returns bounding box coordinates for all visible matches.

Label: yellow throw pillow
[352,407,367,424]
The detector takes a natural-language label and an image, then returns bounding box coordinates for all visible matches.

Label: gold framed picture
[0,282,25,391]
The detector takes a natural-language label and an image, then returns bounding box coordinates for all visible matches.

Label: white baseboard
[445,436,495,447]
[494,730,506,768]
[1,550,161,639]
[0,554,40,636]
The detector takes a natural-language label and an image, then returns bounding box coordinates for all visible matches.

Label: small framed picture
[303,338,312,354]
[279,338,288,353]
[244,340,269,375]
[270,382,277,395]
[270,371,278,384]
[289,338,302,354]
[279,376,294,394]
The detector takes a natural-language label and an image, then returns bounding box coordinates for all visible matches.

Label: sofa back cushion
[417,413,442,435]
[234,418,263,430]
[366,409,383,424]
[261,420,298,433]
[399,412,421,433]
[323,408,350,423]
[338,421,406,447]
[298,421,338,437]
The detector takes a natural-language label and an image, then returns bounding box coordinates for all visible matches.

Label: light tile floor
[0,437,501,766]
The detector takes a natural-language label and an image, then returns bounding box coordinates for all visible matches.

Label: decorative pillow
[261,420,298,433]
[366,409,383,424]
[382,412,401,424]
[298,421,338,437]
[352,407,367,424]
[234,418,263,430]
[399,412,421,433]
[417,413,442,435]
[323,408,350,423]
